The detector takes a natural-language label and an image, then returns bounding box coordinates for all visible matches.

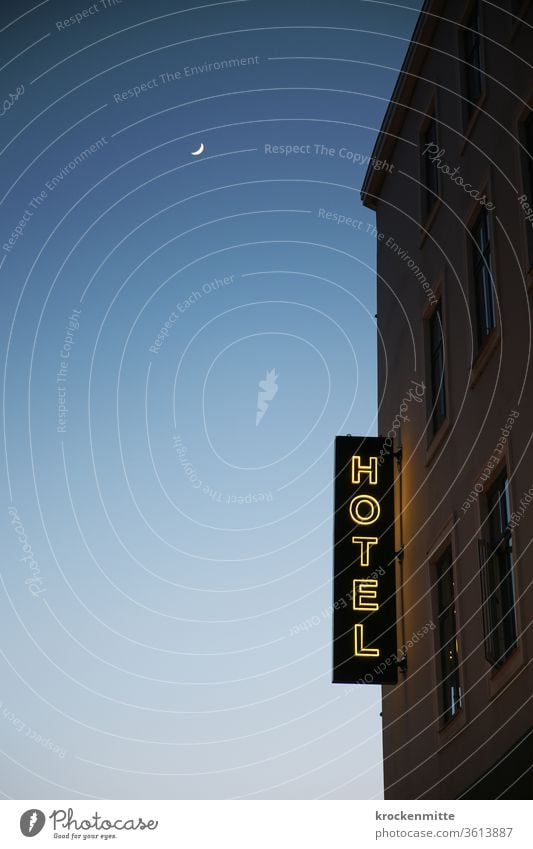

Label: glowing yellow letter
[351,455,378,485]
[351,536,378,566]
[354,624,380,657]
[349,494,380,525]
[353,579,379,611]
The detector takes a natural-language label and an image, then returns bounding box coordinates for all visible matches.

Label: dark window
[471,209,496,347]
[463,4,483,116]
[429,301,446,433]
[522,110,533,266]
[524,110,533,201]
[436,547,462,722]
[479,473,517,666]
[421,115,439,215]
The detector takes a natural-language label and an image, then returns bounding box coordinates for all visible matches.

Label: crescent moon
[191,143,205,156]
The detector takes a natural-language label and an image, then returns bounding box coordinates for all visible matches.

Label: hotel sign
[333,436,397,684]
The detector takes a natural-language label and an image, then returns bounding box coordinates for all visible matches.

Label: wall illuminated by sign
[333,436,397,685]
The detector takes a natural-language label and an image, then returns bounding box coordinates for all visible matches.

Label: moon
[191,143,205,156]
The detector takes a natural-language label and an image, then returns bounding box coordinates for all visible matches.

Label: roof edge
[361,0,444,210]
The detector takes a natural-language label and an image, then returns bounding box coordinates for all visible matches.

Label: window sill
[460,90,487,155]
[469,327,500,389]
[425,416,450,467]
[487,641,525,701]
[419,197,442,247]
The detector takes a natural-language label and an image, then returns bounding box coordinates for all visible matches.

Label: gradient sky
[1,0,422,799]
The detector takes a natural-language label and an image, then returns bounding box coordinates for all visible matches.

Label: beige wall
[368,0,533,798]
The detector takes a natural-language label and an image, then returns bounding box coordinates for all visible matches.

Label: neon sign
[333,436,397,684]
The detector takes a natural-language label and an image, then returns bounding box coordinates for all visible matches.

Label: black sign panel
[333,436,397,684]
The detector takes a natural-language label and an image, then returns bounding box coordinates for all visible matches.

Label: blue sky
[1,0,422,799]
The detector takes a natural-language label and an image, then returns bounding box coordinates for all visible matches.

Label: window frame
[419,104,440,220]
[479,471,518,668]
[470,206,497,351]
[428,298,447,436]
[458,0,487,134]
[435,546,463,723]
[517,101,533,277]
[463,4,483,115]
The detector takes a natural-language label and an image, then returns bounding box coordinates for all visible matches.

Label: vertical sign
[333,436,397,684]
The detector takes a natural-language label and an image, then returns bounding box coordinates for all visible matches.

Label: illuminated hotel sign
[333,436,397,684]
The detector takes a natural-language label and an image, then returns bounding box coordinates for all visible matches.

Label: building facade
[361,0,533,799]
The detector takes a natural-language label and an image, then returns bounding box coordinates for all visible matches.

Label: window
[479,473,517,666]
[421,113,439,216]
[429,301,446,434]
[463,4,483,116]
[436,547,462,722]
[471,209,496,348]
[520,109,533,269]
[524,111,533,199]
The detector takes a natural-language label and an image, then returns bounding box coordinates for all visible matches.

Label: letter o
[349,494,380,525]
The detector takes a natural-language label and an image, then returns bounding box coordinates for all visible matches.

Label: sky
[1,0,422,799]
